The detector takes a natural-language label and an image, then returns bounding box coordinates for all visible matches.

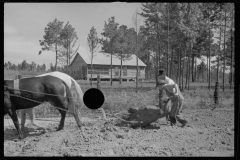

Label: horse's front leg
[20,109,27,131]
[8,109,24,139]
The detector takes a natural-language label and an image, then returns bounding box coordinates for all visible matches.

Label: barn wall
[86,64,145,80]
[67,53,146,80]
[68,54,87,79]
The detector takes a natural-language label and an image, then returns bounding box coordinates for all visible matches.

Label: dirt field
[4,106,234,157]
[4,70,234,156]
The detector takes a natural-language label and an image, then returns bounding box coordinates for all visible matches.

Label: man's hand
[163,97,170,104]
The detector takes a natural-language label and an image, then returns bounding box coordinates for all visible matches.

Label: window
[138,67,141,76]
[103,68,109,75]
[87,67,109,75]
[115,67,119,76]
[123,67,127,76]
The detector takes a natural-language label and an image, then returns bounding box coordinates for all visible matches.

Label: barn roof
[70,52,146,67]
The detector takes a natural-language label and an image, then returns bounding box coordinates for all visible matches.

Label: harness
[4,79,76,114]
[13,79,21,95]
[4,90,10,99]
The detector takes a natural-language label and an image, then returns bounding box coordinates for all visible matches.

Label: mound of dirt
[125,105,169,127]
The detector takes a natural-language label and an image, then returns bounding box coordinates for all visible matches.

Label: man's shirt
[158,76,184,98]
[163,84,179,96]
[165,76,175,85]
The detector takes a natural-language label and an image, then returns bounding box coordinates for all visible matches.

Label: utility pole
[132,9,142,93]
[136,12,139,93]
[167,3,170,76]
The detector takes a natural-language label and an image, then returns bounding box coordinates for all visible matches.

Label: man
[157,69,188,127]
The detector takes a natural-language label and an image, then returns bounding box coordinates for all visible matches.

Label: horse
[4,71,84,139]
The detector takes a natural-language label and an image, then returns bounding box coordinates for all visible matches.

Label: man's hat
[158,69,166,76]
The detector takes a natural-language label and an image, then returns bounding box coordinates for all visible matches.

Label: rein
[4,87,151,125]
[4,85,81,100]
[8,93,76,115]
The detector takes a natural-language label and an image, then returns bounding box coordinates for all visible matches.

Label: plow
[98,99,172,128]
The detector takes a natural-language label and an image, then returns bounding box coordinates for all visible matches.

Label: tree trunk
[170,48,173,78]
[155,35,159,88]
[208,25,211,90]
[176,54,179,84]
[111,52,113,86]
[191,53,195,82]
[197,65,199,82]
[207,53,208,83]
[178,50,181,90]
[182,49,185,92]
[155,55,158,87]
[148,52,151,80]
[120,52,122,85]
[185,43,188,89]
[167,3,170,76]
[55,43,57,71]
[136,44,139,93]
[91,54,93,87]
[230,12,234,89]
[158,40,161,69]
[188,42,191,90]
[195,58,197,82]
[222,10,227,92]
[136,16,139,93]
[66,40,68,74]
[185,57,188,89]
[217,11,222,84]
[202,65,204,83]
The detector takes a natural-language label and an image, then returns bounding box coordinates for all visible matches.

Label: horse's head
[4,79,13,91]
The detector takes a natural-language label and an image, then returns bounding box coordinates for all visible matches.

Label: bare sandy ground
[4,107,234,157]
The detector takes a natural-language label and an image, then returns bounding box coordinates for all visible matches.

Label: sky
[4,3,143,70]
[4,3,225,71]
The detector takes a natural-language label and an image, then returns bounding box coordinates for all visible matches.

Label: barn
[66,52,146,81]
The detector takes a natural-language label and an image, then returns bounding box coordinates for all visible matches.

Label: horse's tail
[63,80,82,128]
[70,78,85,127]
[70,78,84,107]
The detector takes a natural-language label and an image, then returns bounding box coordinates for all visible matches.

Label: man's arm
[173,83,178,95]
[162,83,178,94]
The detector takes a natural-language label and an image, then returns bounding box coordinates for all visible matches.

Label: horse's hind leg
[56,109,67,131]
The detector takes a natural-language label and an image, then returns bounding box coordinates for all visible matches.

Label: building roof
[70,52,146,67]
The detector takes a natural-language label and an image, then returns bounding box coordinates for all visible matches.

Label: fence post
[15,74,22,79]
[97,74,101,90]
[212,82,219,110]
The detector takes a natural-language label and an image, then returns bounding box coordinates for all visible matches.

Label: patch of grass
[11,87,234,118]
[184,88,234,110]
[4,69,46,79]
[101,89,157,113]
[4,70,234,118]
